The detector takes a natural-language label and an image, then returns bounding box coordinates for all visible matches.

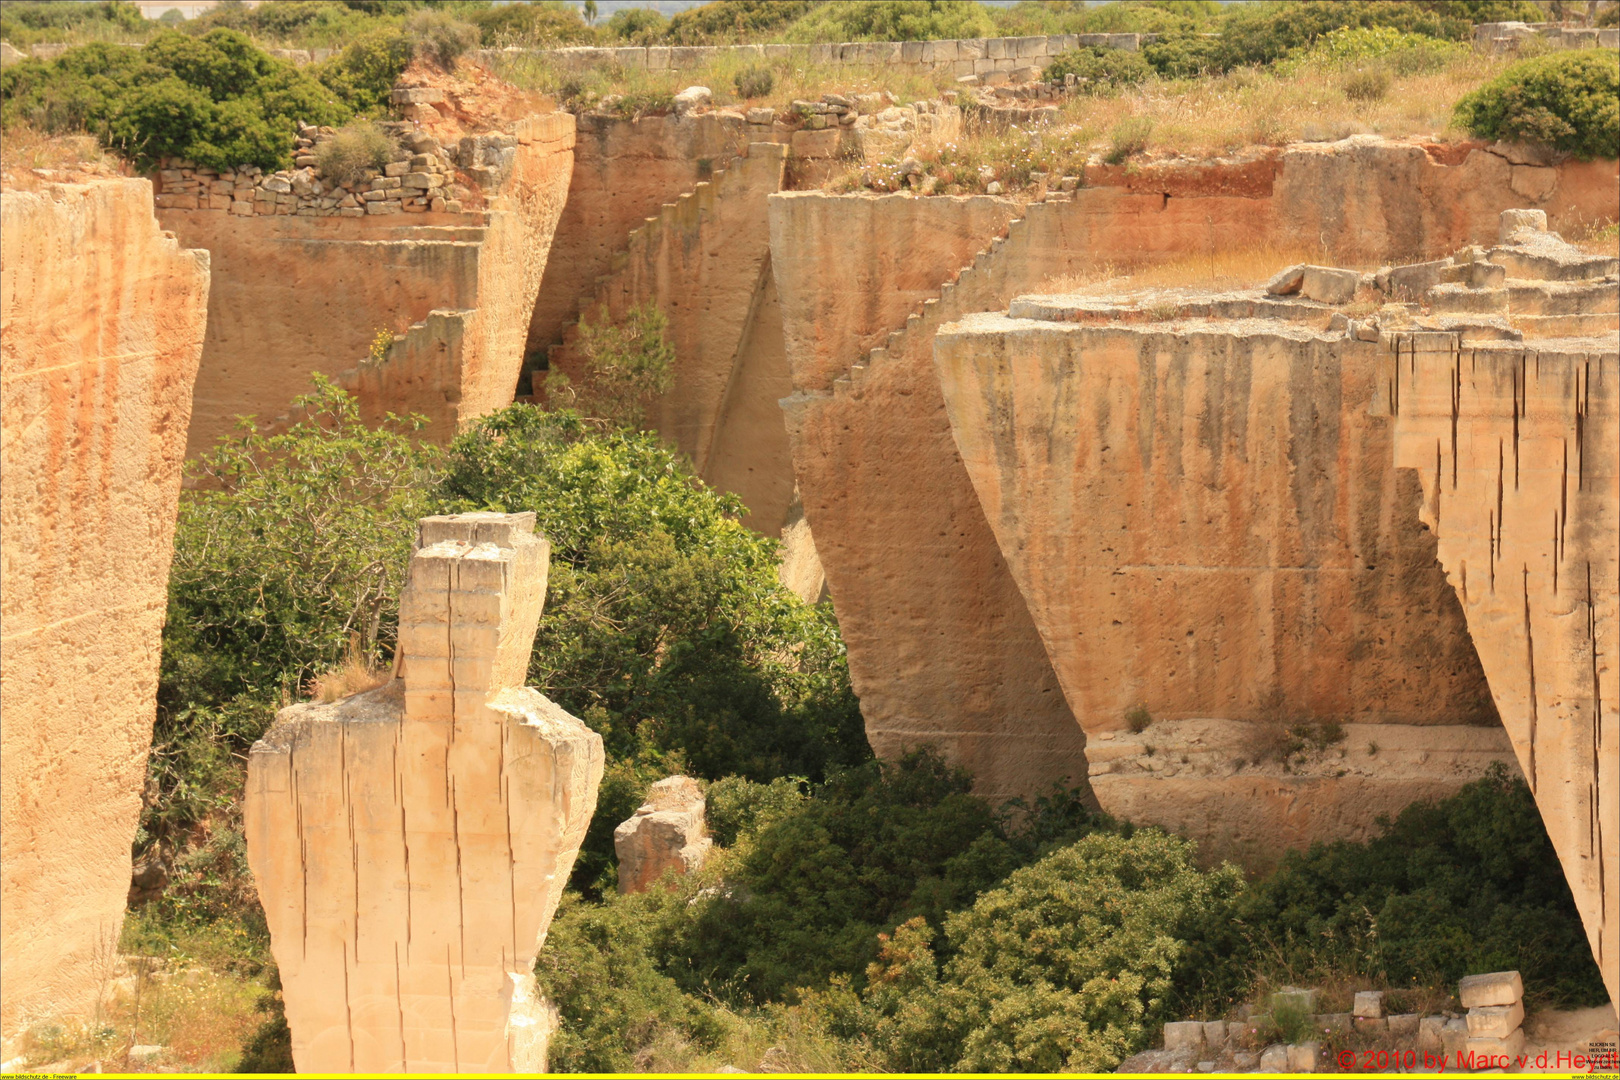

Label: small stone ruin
[614,775,713,894]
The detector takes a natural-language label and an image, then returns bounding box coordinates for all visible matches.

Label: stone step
[1425,284,1507,315]
[1506,278,1619,316]
[1490,248,1619,282]
[1514,311,1620,339]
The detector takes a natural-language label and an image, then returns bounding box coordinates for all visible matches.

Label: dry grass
[15,960,267,1074]
[1569,218,1620,256]
[306,636,390,703]
[0,122,124,189]
[622,998,885,1074]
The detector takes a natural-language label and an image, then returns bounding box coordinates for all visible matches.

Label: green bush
[668,752,1107,1003]
[992,0,1220,37]
[402,8,479,67]
[313,27,413,115]
[0,29,349,170]
[552,302,676,428]
[467,1,593,47]
[1288,24,1468,75]
[1043,46,1154,93]
[1342,63,1393,101]
[313,119,395,181]
[1142,31,1227,78]
[605,7,668,42]
[0,0,148,48]
[784,0,996,44]
[664,0,819,45]
[1454,49,1620,160]
[1217,0,1472,70]
[861,830,1245,1072]
[1177,764,1609,1011]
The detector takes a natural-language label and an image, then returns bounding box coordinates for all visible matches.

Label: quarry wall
[548,142,794,531]
[1386,325,1617,1006]
[0,177,210,1036]
[164,113,574,455]
[768,139,1617,812]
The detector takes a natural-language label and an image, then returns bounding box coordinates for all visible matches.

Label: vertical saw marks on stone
[246,512,604,1073]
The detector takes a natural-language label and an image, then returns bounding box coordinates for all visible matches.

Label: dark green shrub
[733,62,775,99]
[1217,0,1471,70]
[0,0,147,48]
[0,29,349,169]
[313,27,413,115]
[664,0,819,44]
[1454,49,1620,160]
[1043,45,1154,93]
[1143,30,1227,78]
[1177,764,1609,1011]
[705,774,806,846]
[467,1,593,47]
[860,830,1245,1072]
[605,6,668,42]
[784,0,997,43]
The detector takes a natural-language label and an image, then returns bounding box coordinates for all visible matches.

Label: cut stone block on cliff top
[614,776,712,894]
[246,512,604,1074]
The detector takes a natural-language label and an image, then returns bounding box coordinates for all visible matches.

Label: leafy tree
[1217,0,1473,69]
[549,303,676,429]
[605,7,668,41]
[1454,49,1620,160]
[161,378,437,713]
[440,404,867,787]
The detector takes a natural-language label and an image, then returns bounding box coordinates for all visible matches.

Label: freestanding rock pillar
[246,512,604,1072]
[613,776,712,894]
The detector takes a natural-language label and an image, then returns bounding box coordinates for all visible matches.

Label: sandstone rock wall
[246,513,604,1072]
[166,113,573,455]
[933,311,1508,865]
[526,112,759,364]
[548,143,794,530]
[613,776,711,895]
[0,178,210,1036]
[768,140,1615,807]
[1388,333,1618,1006]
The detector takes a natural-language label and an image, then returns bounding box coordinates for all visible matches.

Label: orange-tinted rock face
[526,112,759,363]
[1389,334,1618,1006]
[549,143,794,530]
[167,114,573,454]
[767,141,1616,809]
[0,178,210,1035]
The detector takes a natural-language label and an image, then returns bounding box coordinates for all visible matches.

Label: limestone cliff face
[1388,331,1617,1005]
[768,141,1616,807]
[246,513,603,1073]
[526,112,761,362]
[0,178,210,1035]
[166,113,574,455]
[549,143,794,531]
[933,312,1510,865]
[771,192,1086,804]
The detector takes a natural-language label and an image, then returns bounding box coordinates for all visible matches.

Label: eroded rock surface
[1,177,210,1036]
[246,513,604,1072]
[614,776,712,894]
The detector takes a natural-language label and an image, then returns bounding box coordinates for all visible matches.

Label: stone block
[791,128,841,159]
[403,173,443,189]
[646,46,670,70]
[207,193,232,210]
[1465,1001,1522,1038]
[1464,1028,1525,1067]
[987,37,1008,58]
[901,40,924,63]
[1163,1021,1205,1052]
[1418,1016,1445,1051]
[1353,990,1385,1018]
[1287,1043,1319,1073]
[614,776,712,893]
[389,86,445,104]
[613,47,646,68]
[229,200,254,216]
[385,161,410,177]
[1258,1044,1289,1072]
[1353,1016,1388,1034]
[673,85,712,116]
[1265,264,1306,295]
[1510,164,1558,202]
[1441,1018,1469,1056]
[261,175,292,194]
[1201,1020,1227,1049]
[1301,265,1360,304]
[926,39,959,62]
[1388,1013,1420,1038]
[747,108,776,125]
[1458,971,1522,1009]
[1498,210,1546,244]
